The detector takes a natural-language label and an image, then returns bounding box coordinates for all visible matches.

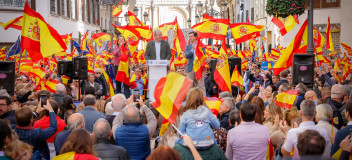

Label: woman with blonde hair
[53,129,98,160]
[5,140,33,160]
[95,99,106,113]
[263,103,283,135]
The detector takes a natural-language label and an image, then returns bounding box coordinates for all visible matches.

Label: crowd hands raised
[0,53,352,160]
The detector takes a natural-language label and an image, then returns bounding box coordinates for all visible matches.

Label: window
[84,0,88,22]
[70,0,75,19]
[0,0,31,9]
[61,0,67,16]
[89,0,93,24]
[78,0,82,21]
[51,0,58,14]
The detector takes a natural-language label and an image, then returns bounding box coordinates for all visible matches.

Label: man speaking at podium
[145,29,171,60]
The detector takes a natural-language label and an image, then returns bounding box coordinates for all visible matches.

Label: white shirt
[89,82,94,87]
[155,41,161,60]
[283,121,330,160]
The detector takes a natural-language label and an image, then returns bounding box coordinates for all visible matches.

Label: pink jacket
[112,46,131,66]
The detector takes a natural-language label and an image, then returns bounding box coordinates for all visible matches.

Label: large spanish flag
[174,18,186,53]
[0,16,22,30]
[154,21,176,40]
[272,19,308,76]
[326,17,334,52]
[230,23,264,44]
[128,11,145,27]
[202,14,214,22]
[113,24,141,54]
[231,66,243,86]
[91,33,117,47]
[192,19,229,40]
[214,42,231,92]
[21,2,67,62]
[275,90,299,109]
[115,46,130,85]
[134,26,153,42]
[151,72,192,124]
[271,15,299,36]
[112,4,122,17]
[52,151,98,160]
[44,78,60,93]
[204,97,223,116]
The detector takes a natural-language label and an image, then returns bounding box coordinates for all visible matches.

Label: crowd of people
[0,29,352,160]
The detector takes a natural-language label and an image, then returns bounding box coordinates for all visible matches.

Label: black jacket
[327,99,343,130]
[219,111,231,130]
[274,79,289,89]
[95,76,107,96]
[94,138,130,160]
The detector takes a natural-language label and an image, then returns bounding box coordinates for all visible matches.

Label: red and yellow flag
[29,66,47,80]
[0,47,6,61]
[271,15,299,36]
[273,19,308,76]
[128,11,145,27]
[326,17,334,52]
[271,49,280,58]
[173,18,186,54]
[154,21,176,40]
[21,2,67,62]
[343,63,352,80]
[44,79,60,93]
[230,23,264,44]
[159,118,170,136]
[241,60,248,71]
[204,97,223,116]
[315,47,330,65]
[134,26,153,42]
[113,24,141,54]
[231,66,243,87]
[91,33,117,47]
[202,14,214,22]
[334,57,341,71]
[80,30,88,51]
[264,53,276,62]
[112,4,122,17]
[115,46,130,85]
[151,72,192,124]
[61,75,70,85]
[52,151,98,160]
[275,90,299,109]
[214,43,232,92]
[194,39,206,80]
[0,16,22,30]
[61,33,72,47]
[341,42,352,56]
[266,139,274,160]
[192,19,229,40]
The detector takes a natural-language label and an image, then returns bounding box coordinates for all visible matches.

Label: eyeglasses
[95,72,101,74]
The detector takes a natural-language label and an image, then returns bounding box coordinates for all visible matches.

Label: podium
[147,60,169,102]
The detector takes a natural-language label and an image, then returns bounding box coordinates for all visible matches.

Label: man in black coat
[274,70,289,89]
[93,118,129,160]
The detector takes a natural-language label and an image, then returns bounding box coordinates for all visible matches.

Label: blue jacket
[331,125,352,156]
[115,122,150,160]
[178,106,220,147]
[54,130,72,155]
[15,112,57,160]
[185,43,205,73]
[79,106,106,132]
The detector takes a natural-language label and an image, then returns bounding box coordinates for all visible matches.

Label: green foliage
[266,0,305,18]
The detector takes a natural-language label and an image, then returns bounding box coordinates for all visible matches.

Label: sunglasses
[95,72,101,74]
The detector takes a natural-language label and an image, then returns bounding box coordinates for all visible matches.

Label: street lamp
[124,12,129,24]
[196,1,203,16]
[133,6,139,15]
[195,14,200,23]
[221,0,227,18]
[209,0,215,6]
[143,11,149,24]
[187,19,192,28]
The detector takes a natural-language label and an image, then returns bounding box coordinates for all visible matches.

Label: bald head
[123,104,139,123]
[305,90,318,101]
[67,113,85,130]
[55,83,66,94]
[111,94,126,112]
[154,29,162,42]
[93,118,111,139]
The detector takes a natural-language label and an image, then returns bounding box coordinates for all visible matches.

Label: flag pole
[171,124,183,136]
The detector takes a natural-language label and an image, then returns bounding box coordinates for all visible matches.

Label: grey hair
[94,68,101,73]
[222,97,235,108]
[123,104,139,123]
[111,94,126,112]
[55,83,66,94]
[83,94,96,106]
[219,91,233,98]
[296,83,307,95]
[301,100,316,120]
[153,29,162,36]
[93,118,111,139]
[67,113,85,130]
[316,104,333,121]
[331,84,345,99]
[0,89,9,97]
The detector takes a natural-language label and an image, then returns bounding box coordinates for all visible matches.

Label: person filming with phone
[248,65,264,96]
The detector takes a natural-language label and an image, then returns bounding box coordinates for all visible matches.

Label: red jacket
[34,115,66,143]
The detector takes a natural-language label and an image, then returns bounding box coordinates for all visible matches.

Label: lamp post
[196,1,203,17]
[307,0,313,55]
[195,14,200,23]
[133,6,139,15]
[143,11,149,24]
[220,0,227,18]
[187,19,192,28]
[96,0,123,52]
[209,0,215,16]
[124,12,129,24]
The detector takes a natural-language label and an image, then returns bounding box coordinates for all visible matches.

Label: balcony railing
[0,0,31,10]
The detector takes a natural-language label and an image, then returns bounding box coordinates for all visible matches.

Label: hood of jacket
[186,105,209,121]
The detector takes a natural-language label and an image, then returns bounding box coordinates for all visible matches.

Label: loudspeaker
[0,61,15,95]
[57,60,73,79]
[228,57,241,77]
[292,54,314,88]
[209,59,217,82]
[73,57,88,79]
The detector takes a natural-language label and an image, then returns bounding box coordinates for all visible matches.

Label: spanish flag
[264,53,276,62]
[204,97,223,116]
[271,15,299,36]
[214,42,231,92]
[112,4,122,17]
[313,27,325,48]
[61,75,70,85]
[315,47,330,65]
[52,151,98,160]
[266,139,274,160]
[80,30,88,51]
[159,118,170,136]
[173,18,186,54]
[29,66,47,79]
[202,13,214,22]
[192,19,229,40]
[113,24,141,54]
[0,46,6,61]
[128,11,145,27]
[151,72,192,124]
[115,46,130,85]
[154,21,176,40]
[44,79,60,93]
[21,2,67,62]
[341,42,352,56]
[343,63,352,80]
[91,33,117,47]
[334,57,341,71]
[231,66,243,87]
[272,19,308,76]
[275,90,299,109]
[230,23,264,44]
[326,17,334,52]
[0,16,22,30]
[271,48,280,58]
[241,60,248,71]
[194,39,206,80]
[61,33,72,47]
[134,26,153,42]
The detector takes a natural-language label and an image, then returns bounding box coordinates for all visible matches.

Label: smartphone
[349,129,352,141]
[133,89,140,102]
[40,94,47,107]
[255,81,260,89]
